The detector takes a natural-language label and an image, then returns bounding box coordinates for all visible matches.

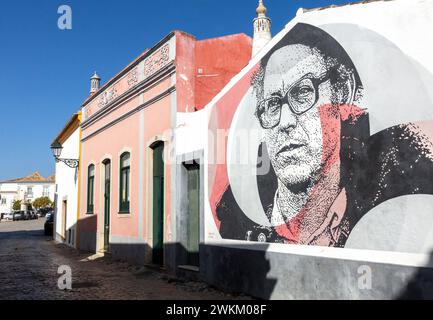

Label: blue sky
[0,0,353,180]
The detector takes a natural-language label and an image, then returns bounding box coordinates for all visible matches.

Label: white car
[3,212,15,221]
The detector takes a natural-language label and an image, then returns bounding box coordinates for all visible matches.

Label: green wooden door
[104,160,111,252]
[152,144,164,265]
[186,164,200,267]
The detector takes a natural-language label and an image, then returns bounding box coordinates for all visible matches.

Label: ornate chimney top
[90,71,101,94]
[256,0,267,15]
[252,0,272,57]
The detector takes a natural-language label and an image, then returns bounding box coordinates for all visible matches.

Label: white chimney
[252,0,272,57]
[90,71,101,94]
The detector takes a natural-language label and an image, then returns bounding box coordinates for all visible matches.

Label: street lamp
[50,140,79,169]
[51,141,63,158]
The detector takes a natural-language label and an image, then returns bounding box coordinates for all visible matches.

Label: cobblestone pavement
[0,218,251,300]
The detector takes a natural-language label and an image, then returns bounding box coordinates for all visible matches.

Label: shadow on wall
[396,251,433,300]
[200,243,277,299]
[76,214,97,253]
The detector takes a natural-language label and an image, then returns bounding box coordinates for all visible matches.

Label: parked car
[28,210,38,220]
[45,210,53,219]
[44,214,54,236]
[37,207,51,217]
[22,211,30,220]
[12,211,25,221]
[3,212,15,221]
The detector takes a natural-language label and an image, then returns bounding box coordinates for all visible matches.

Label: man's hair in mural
[252,23,364,108]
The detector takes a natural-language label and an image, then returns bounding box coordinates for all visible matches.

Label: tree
[33,197,53,209]
[12,200,22,211]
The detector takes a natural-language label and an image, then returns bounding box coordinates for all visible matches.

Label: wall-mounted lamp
[51,140,79,169]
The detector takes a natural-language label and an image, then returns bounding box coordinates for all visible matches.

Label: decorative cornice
[82,31,175,108]
[81,62,176,129]
[127,67,139,88]
[81,85,176,142]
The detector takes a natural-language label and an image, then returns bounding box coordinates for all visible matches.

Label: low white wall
[176,109,208,156]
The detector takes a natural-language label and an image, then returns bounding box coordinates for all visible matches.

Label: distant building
[0,172,55,213]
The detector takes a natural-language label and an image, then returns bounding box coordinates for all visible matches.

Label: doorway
[184,162,200,267]
[152,142,164,265]
[62,200,67,241]
[103,159,111,252]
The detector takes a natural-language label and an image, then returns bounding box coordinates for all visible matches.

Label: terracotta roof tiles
[0,172,55,183]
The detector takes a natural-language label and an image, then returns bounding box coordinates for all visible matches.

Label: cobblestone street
[0,218,249,300]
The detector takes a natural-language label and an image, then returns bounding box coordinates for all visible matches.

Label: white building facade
[52,112,81,248]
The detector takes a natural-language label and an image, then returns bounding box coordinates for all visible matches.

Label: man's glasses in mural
[256,67,336,129]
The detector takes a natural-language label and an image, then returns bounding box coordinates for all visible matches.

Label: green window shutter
[87,165,95,213]
[119,153,131,213]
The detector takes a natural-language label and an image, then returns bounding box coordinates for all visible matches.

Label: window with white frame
[26,186,34,198]
[43,186,49,197]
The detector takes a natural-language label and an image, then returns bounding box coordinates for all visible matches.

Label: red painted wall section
[175,31,197,113]
[175,31,252,112]
[195,34,252,110]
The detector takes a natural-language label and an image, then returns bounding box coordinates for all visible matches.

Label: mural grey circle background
[320,23,433,252]
[320,23,433,134]
[227,88,271,227]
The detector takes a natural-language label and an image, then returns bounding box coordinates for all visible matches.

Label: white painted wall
[176,109,207,156]
[17,184,55,202]
[0,183,18,192]
[0,192,17,214]
[54,128,80,247]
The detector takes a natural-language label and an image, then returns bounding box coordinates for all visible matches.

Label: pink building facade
[78,31,251,270]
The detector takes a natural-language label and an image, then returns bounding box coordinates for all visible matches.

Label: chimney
[90,71,101,94]
[252,0,272,57]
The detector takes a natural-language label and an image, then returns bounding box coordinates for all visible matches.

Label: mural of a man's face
[260,44,336,190]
